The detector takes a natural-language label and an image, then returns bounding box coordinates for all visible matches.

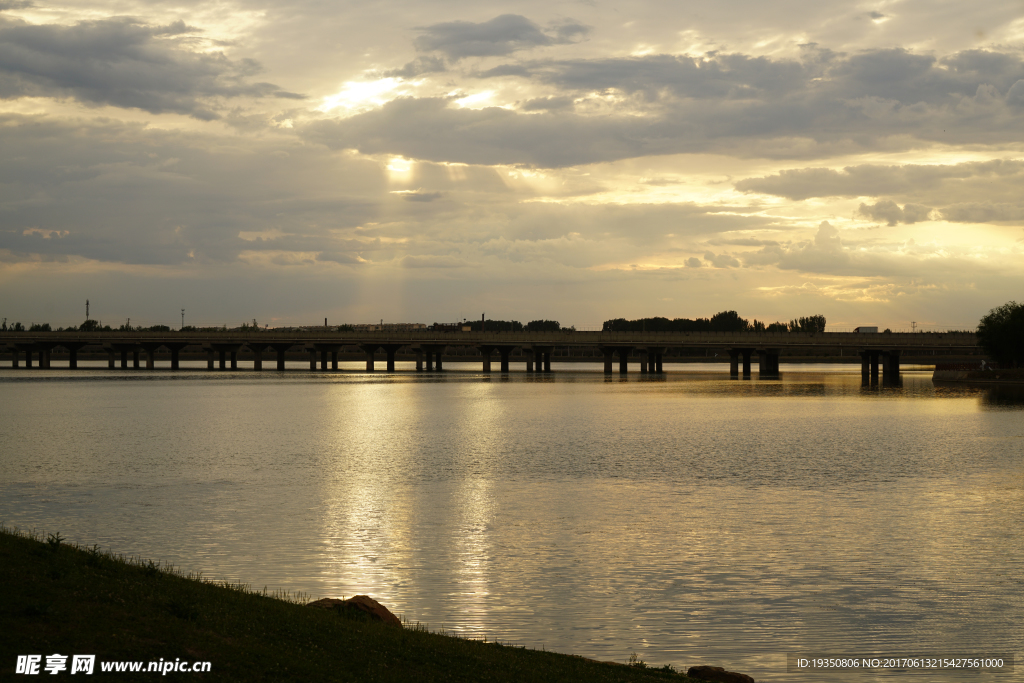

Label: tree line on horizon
[602,311,827,334]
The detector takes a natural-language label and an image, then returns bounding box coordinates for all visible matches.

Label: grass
[1,525,694,681]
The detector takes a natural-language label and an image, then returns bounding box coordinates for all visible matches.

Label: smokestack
[482,313,485,332]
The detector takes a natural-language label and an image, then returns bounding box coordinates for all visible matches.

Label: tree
[977,301,1024,368]
[788,315,827,334]
[524,320,560,332]
[709,310,749,332]
[29,323,51,331]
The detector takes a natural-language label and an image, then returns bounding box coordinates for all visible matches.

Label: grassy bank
[1,526,694,681]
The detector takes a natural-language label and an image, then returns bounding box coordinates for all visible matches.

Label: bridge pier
[165,343,187,370]
[479,345,494,373]
[618,347,631,374]
[247,343,271,371]
[415,348,423,371]
[141,343,163,370]
[603,348,614,374]
[420,344,444,371]
[499,346,512,373]
[270,343,292,371]
[382,344,403,372]
[63,342,87,369]
[883,350,901,385]
[758,348,781,378]
[308,348,316,370]
[359,344,379,371]
[728,348,754,379]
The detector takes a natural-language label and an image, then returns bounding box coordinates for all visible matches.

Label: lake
[1,362,1021,680]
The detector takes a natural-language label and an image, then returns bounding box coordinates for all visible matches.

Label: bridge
[0,329,981,382]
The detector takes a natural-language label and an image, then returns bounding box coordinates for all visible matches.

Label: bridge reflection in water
[1,330,980,385]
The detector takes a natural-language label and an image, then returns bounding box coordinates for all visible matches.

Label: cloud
[381,55,447,79]
[413,14,588,60]
[309,46,1024,167]
[703,251,740,268]
[0,18,301,119]
[939,202,1024,223]
[400,255,466,268]
[857,200,933,225]
[392,190,443,202]
[316,252,365,265]
[737,159,1024,201]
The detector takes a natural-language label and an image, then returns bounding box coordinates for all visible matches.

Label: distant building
[854,326,879,333]
[349,323,427,331]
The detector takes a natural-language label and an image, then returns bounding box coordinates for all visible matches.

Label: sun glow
[319,78,406,114]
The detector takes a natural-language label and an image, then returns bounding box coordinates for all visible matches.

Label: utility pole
[912,321,917,332]
[181,308,185,330]
[86,299,90,320]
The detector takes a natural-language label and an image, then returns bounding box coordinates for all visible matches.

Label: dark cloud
[0,0,33,9]
[939,202,1024,223]
[0,18,301,118]
[400,255,466,268]
[520,95,574,112]
[413,14,588,59]
[736,160,1024,200]
[311,47,1024,167]
[395,191,443,202]
[316,252,365,265]
[381,55,447,79]
[857,200,933,225]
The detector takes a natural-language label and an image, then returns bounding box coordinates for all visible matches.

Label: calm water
[1,362,1022,681]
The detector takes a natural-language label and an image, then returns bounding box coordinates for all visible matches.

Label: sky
[1,0,1022,330]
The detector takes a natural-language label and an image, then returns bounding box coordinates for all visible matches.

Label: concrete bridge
[0,329,981,382]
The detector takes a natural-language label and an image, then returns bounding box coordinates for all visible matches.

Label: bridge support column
[331,351,338,371]
[640,351,649,373]
[729,349,739,378]
[380,344,402,372]
[68,348,77,369]
[230,351,237,370]
[10,349,18,368]
[883,350,901,385]
[421,344,445,372]
[270,344,291,371]
[499,347,512,373]
[166,343,187,371]
[618,347,630,374]
[758,348,780,379]
[415,348,423,371]
[742,350,752,378]
[218,350,226,370]
[656,353,663,373]
[545,352,551,372]
[132,351,140,369]
[479,345,494,373]
[359,344,378,372]
[603,348,614,374]
[525,348,534,372]
[860,351,870,383]
[871,351,880,383]
[309,349,316,370]
[207,348,215,370]
[320,350,328,371]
